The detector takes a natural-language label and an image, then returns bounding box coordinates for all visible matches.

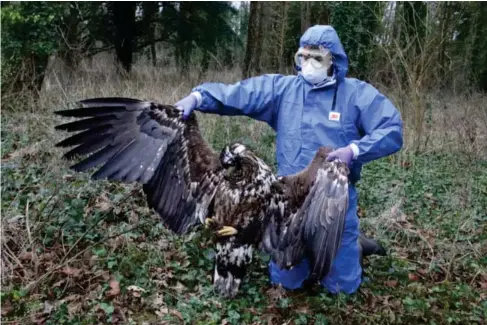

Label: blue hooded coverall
[192,25,403,294]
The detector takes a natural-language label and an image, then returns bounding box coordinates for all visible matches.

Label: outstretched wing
[263,154,349,281]
[55,97,221,234]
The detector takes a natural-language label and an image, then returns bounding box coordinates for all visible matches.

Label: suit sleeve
[191,74,290,129]
[350,81,403,164]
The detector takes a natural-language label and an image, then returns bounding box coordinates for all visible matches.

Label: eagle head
[220,143,271,185]
[220,143,247,168]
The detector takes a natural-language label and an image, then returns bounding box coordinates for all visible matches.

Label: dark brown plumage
[263,147,349,281]
[54,97,350,298]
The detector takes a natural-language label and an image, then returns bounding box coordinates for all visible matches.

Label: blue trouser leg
[269,256,310,290]
[268,185,362,294]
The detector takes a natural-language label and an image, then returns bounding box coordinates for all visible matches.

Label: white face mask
[301,59,330,84]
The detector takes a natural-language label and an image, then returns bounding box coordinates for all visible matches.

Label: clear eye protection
[294,46,333,70]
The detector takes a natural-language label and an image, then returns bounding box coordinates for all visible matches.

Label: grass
[1,58,487,324]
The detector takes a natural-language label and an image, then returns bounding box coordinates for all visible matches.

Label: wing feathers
[264,158,349,280]
[55,97,221,235]
[55,115,116,132]
[79,97,143,106]
[303,165,348,280]
[55,105,128,117]
[91,137,137,180]
[56,125,113,148]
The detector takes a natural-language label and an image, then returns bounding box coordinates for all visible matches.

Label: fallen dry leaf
[32,314,48,325]
[170,309,183,321]
[62,294,81,303]
[106,279,121,297]
[52,279,66,288]
[408,273,419,281]
[295,304,310,314]
[94,193,112,212]
[173,281,187,294]
[94,270,110,281]
[39,252,56,262]
[128,210,139,224]
[1,301,14,316]
[19,251,33,261]
[213,300,222,308]
[43,301,55,314]
[107,236,126,250]
[155,307,169,317]
[385,280,398,288]
[62,267,82,278]
[68,302,83,316]
[400,161,411,169]
[63,174,74,181]
[357,206,366,218]
[248,307,258,315]
[266,285,286,303]
[6,214,23,223]
[265,314,278,325]
[152,293,164,307]
[127,285,146,298]
[1,144,39,162]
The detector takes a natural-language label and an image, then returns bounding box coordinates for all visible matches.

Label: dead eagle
[54,97,353,298]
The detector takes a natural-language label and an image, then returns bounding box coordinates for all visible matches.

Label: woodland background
[1,1,486,324]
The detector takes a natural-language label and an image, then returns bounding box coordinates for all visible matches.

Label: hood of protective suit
[299,25,349,82]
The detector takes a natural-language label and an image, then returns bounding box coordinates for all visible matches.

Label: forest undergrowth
[1,61,486,324]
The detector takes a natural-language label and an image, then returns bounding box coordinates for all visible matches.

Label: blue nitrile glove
[175,93,199,119]
[326,145,355,166]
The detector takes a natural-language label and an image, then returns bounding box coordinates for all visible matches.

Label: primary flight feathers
[55,97,350,297]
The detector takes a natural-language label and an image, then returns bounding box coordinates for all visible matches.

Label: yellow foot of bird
[205,217,216,228]
[217,226,238,237]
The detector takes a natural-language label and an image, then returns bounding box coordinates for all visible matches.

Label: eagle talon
[217,226,238,237]
[205,217,216,228]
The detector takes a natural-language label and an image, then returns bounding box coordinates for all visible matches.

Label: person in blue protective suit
[175,25,403,294]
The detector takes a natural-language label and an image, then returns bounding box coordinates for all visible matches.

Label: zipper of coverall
[331,80,339,111]
[330,79,358,185]
[311,79,339,110]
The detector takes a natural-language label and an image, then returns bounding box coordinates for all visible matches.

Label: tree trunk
[177,2,194,75]
[113,2,137,73]
[62,3,80,71]
[142,2,158,67]
[243,1,263,79]
[255,2,265,73]
[437,2,451,88]
[278,2,288,73]
[316,2,330,25]
[300,2,311,34]
[200,51,210,75]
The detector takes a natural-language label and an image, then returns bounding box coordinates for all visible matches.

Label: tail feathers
[213,241,253,298]
[213,268,242,298]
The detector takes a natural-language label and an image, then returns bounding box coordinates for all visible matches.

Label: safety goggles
[294,46,333,69]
